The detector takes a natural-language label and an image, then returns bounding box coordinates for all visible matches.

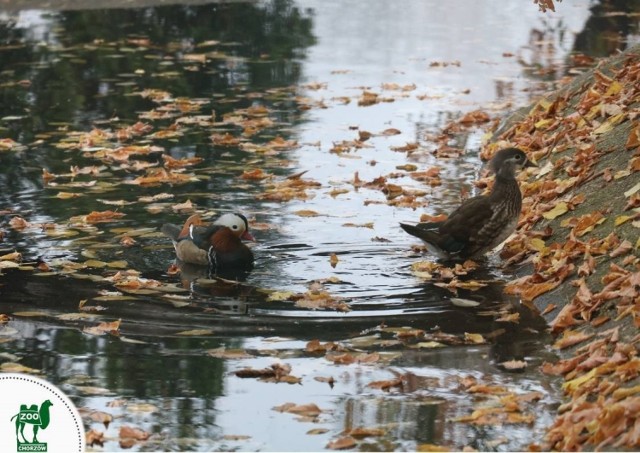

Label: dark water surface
[1,0,639,451]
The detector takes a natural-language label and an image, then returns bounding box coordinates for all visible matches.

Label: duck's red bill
[241,231,256,242]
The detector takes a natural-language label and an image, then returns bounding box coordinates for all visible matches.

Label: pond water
[1,0,638,451]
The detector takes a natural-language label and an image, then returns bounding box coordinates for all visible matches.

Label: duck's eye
[232,224,239,230]
[515,154,522,160]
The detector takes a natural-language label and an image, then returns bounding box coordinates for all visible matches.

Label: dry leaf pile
[476,44,640,450]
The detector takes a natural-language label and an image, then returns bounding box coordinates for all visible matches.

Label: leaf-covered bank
[489,43,640,450]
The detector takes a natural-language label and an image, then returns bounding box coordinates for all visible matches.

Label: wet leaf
[207,347,253,359]
[175,329,214,336]
[13,311,48,317]
[85,429,105,447]
[327,436,357,450]
[120,425,151,441]
[83,319,121,336]
[416,444,450,452]
[450,298,480,307]
[84,409,113,428]
[273,402,322,417]
[0,362,40,373]
[346,427,386,438]
[499,360,528,371]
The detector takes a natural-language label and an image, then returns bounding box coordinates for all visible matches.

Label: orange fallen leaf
[119,425,150,441]
[327,436,357,450]
[9,216,31,229]
[553,330,594,350]
[83,319,121,336]
[84,210,126,224]
[86,429,104,447]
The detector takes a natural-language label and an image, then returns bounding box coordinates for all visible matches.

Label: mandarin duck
[400,147,535,260]
[162,213,255,271]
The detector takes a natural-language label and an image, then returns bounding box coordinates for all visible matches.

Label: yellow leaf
[615,215,632,226]
[464,333,486,344]
[605,80,622,96]
[412,341,446,349]
[562,368,596,393]
[542,202,569,220]
[175,329,214,336]
[0,362,40,374]
[266,291,295,302]
[13,311,49,317]
[294,210,320,217]
[624,182,640,197]
[529,238,547,251]
[56,192,82,199]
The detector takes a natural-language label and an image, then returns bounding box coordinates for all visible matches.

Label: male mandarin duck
[400,147,536,260]
[161,212,255,270]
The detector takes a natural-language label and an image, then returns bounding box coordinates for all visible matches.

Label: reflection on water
[1,0,637,450]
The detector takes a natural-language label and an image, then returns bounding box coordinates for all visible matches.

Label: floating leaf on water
[347,427,386,438]
[84,259,107,268]
[126,402,159,413]
[294,209,320,217]
[45,228,80,237]
[69,273,107,282]
[499,359,528,371]
[347,335,381,348]
[0,260,20,269]
[83,319,121,336]
[307,428,329,435]
[76,386,114,396]
[175,329,214,336]
[208,347,254,359]
[450,298,481,307]
[0,251,21,261]
[119,337,149,345]
[267,290,295,302]
[92,295,138,302]
[83,409,114,428]
[273,402,322,417]
[0,326,19,336]
[13,311,49,317]
[110,227,157,236]
[0,362,40,373]
[107,260,128,269]
[412,341,446,349]
[416,443,450,452]
[464,333,486,344]
[57,312,100,321]
[327,436,357,450]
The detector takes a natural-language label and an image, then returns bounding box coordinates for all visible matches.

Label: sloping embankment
[489,43,640,450]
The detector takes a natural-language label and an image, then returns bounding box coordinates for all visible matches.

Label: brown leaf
[459,109,490,125]
[346,427,386,438]
[84,210,126,224]
[273,402,322,417]
[9,216,31,229]
[553,330,594,350]
[327,436,357,450]
[119,425,150,441]
[83,319,121,336]
[86,429,104,447]
[367,378,403,391]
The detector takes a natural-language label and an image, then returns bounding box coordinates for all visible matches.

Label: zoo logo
[9,400,53,452]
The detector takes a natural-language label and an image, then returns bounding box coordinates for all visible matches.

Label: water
[1,0,638,450]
